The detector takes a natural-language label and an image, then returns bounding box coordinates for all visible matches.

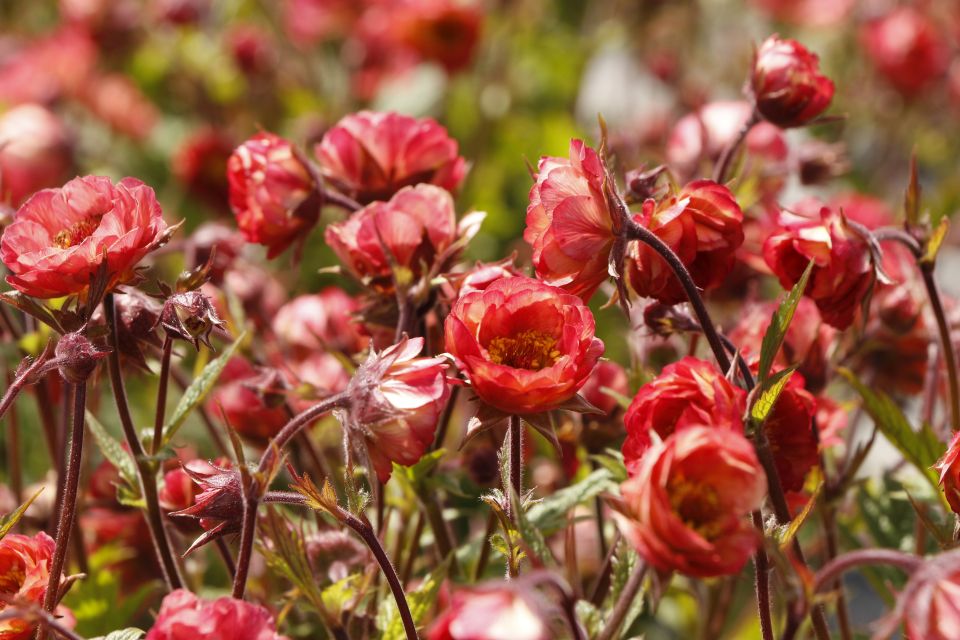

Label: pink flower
[315,111,466,204]
[935,432,960,515]
[392,0,483,73]
[445,277,604,415]
[615,426,765,578]
[862,7,950,96]
[146,589,288,640]
[78,74,159,140]
[227,133,319,258]
[875,551,960,640]
[524,139,614,301]
[750,36,834,128]
[749,0,854,27]
[345,336,450,482]
[763,206,877,330]
[206,358,289,442]
[0,175,169,299]
[325,184,457,290]
[428,586,550,640]
[0,27,97,106]
[0,104,73,207]
[272,288,368,356]
[0,532,68,640]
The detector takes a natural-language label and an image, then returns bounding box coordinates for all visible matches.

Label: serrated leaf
[0,488,43,540]
[757,261,814,384]
[91,629,145,640]
[509,486,554,568]
[527,468,616,533]
[322,573,364,613]
[750,367,796,424]
[161,331,245,446]
[85,411,138,489]
[378,557,450,640]
[840,368,945,492]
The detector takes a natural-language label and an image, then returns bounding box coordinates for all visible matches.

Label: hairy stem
[104,293,184,591]
[751,512,774,640]
[813,549,922,594]
[507,415,522,519]
[152,336,173,456]
[596,560,647,640]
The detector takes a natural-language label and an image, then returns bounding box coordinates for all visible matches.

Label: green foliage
[161,332,244,446]
[757,261,814,385]
[526,467,616,533]
[749,367,796,425]
[85,410,143,507]
[377,557,450,640]
[0,488,43,540]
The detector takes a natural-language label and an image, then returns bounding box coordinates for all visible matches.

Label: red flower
[159,466,198,515]
[0,175,169,299]
[445,277,604,414]
[862,7,950,96]
[0,27,97,106]
[579,360,629,419]
[749,36,834,128]
[523,139,613,302]
[325,184,457,290]
[345,336,450,482]
[428,586,550,640]
[0,104,73,208]
[621,356,746,476]
[393,0,482,73]
[173,128,235,212]
[146,589,287,640]
[226,24,276,76]
[315,111,466,204]
[0,532,69,640]
[935,432,960,515]
[227,132,319,258]
[728,297,835,393]
[764,207,878,330]
[206,358,289,441]
[272,288,367,356]
[614,426,765,578]
[627,180,744,305]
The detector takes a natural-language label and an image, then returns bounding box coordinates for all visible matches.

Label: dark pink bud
[55,331,109,383]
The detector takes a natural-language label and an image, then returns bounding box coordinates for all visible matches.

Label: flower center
[668,472,725,539]
[53,215,104,249]
[0,563,24,596]
[487,329,560,370]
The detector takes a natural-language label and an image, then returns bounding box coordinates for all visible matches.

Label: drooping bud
[158,290,224,349]
[54,331,110,383]
[749,35,834,128]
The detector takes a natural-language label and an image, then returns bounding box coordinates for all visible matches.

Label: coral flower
[146,589,287,640]
[621,357,746,476]
[627,180,744,305]
[344,336,450,482]
[315,111,466,204]
[0,175,169,299]
[750,36,834,128]
[428,586,550,640]
[227,132,318,258]
[272,288,367,356]
[874,550,960,640]
[523,139,614,302]
[0,532,68,640]
[614,426,765,578]
[325,183,457,290]
[0,104,73,208]
[763,206,877,330]
[445,276,604,415]
[393,0,483,73]
[861,7,950,96]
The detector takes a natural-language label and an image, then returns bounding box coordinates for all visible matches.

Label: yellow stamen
[53,215,103,249]
[487,329,561,371]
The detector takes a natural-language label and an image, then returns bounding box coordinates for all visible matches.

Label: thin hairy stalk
[813,549,922,593]
[713,110,760,184]
[589,530,622,606]
[257,392,349,474]
[596,560,647,640]
[473,511,497,581]
[104,293,184,591]
[751,512,774,640]
[152,336,174,455]
[507,415,522,519]
[5,372,22,502]
[232,486,259,599]
[41,382,85,628]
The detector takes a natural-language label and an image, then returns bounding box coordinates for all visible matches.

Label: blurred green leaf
[527,467,615,533]
[0,488,43,540]
[64,546,157,635]
[750,367,796,425]
[85,411,138,490]
[758,261,813,385]
[378,557,450,640]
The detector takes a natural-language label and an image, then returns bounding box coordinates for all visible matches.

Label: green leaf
[0,488,44,540]
[839,368,945,492]
[757,261,814,384]
[91,629,145,640]
[922,217,949,266]
[162,331,244,446]
[378,556,450,640]
[63,546,157,635]
[322,573,364,614]
[750,367,796,424]
[527,468,615,533]
[85,411,138,489]
[510,486,555,567]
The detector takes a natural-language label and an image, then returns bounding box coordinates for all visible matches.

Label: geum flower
[523,139,614,302]
[764,205,883,330]
[227,132,319,258]
[272,288,368,357]
[0,175,170,299]
[627,180,744,305]
[168,459,244,554]
[428,584,551,640]
[621,356,746,477]
[872,549,960,640]
[315,110,466,205]
[340,336,450,482]
[613,426,765,578]
[749,35,835,128]
[146,589,288,640]
[444,277,604,444]
[0,532,71,640]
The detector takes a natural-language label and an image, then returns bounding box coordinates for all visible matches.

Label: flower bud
[55,331,109,384]
[306,529,371,584]
[750,35,834,128]
[861,7,949,96]
[169,459,244,553]
[158,290,224,349]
